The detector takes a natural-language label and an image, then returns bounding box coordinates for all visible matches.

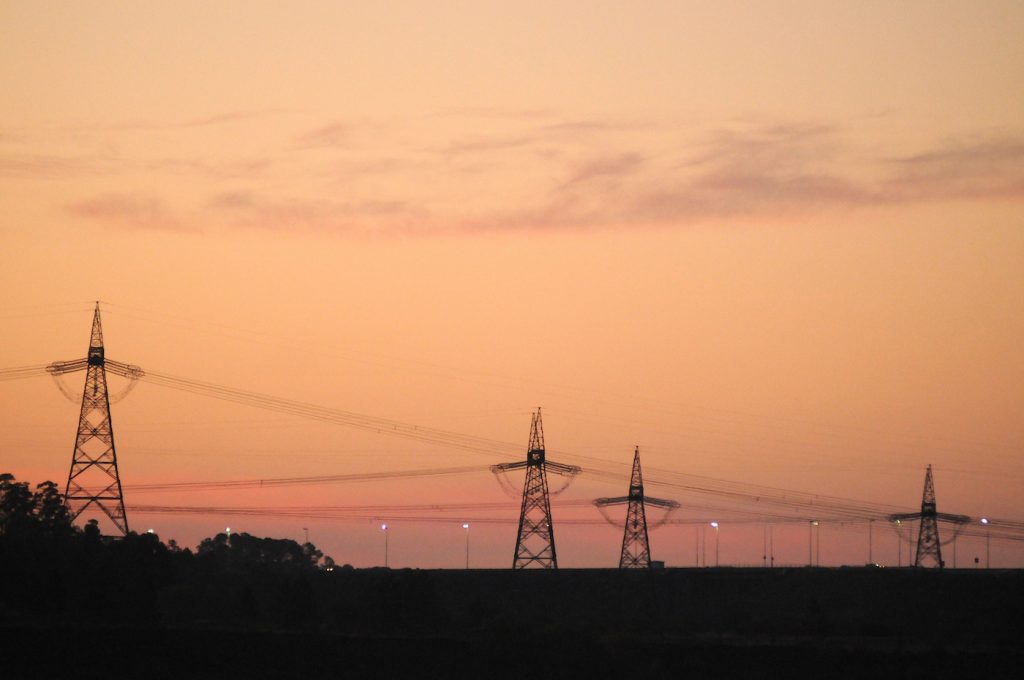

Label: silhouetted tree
[0,473,75,539]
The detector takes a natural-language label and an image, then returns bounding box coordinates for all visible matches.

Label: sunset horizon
[2,0,1022,569]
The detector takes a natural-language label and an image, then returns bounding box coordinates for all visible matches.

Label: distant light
[226,527,231,534]
[981,518,989,525]
[381,523,387,531]
[894,519,901,525]
[462,523,470,529]
[811,520,819,526]
[710,522,719,528]
[146,529,154,534]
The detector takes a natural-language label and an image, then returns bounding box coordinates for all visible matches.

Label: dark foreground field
[2,567,1022,679]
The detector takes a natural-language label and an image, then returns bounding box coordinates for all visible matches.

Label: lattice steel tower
[888,465,969,569]
[492,408,579,569]
[595,447,679,568]
[913,464,943,568]
[48,303,140,535]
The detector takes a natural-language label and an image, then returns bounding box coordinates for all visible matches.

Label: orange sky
[1,2,1022,568]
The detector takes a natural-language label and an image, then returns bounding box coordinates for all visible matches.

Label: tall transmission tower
[47,303,142,536]
[889,465,968,568]
[492,408,579,569]
[595,447,679,569]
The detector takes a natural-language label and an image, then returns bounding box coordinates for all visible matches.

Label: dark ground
[2,567,1022,679]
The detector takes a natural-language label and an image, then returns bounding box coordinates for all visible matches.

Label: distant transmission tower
[47,303,142,536]
[595,447,679,568]
[492,408,579,569]
[912,464,942,567]
[888,465,968,568]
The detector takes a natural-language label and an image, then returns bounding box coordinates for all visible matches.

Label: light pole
[463,523,470,569]
[815,521,821,566]
[769,524,774,567]
[981,518,990,568]
[894,519,902,567]
[868,519,873,565]
[694,525,699,567]
[701,524,706,567]
[303,527,309,544]
[809,520,819,566]
[381,523,389,568]
[710,522,719,567]
[762,523,767,568]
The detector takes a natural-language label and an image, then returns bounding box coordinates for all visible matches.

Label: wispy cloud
[114,108,293,132]
[430,106,554,120]
[66,193,188,232]
[295,122,349,150]
[458,125,1024,232]
[0,153,103,178]
[39,112,1024,237]
[884,137,1024,201]
[206,191,425,235]
[145,156,274,178]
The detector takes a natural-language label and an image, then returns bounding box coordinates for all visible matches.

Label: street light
[700,524,706,567]
[463,523,470,569]
[894,519,901,567]
[981,518,990,568]
[710,522,719,567]
[695,524,700,567]
[809,520,819,566]
[381,523,389,568]
[868,519,874,565]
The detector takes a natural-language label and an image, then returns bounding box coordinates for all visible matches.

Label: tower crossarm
[492,461,528,472]
[47,358,88,375]
[104,359,145,379]
[594,496,631,506]
[492,460,579,476]
[546,461,581,476]
[645,496,680,509]
[889,511,971,524]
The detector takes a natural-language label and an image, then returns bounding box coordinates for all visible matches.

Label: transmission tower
[888,465,971,568]
[492,408,579,569]
[47,303,142,536]
[912,464,943,567]
[595,447,679,568]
